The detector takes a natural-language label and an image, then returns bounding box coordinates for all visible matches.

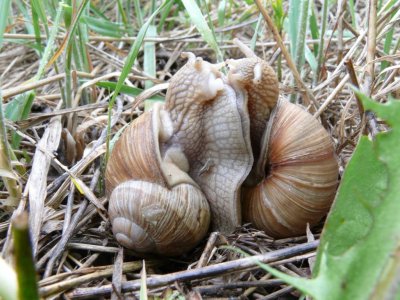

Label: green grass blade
[0,0,12,50]
[288,0,301,58]
[36,4,64,80]
[30,3,43,54]
[181,0,223,62]
[250,13,264,51]
[314,0,328,84]
[105,0,172,161]
[348,0,357,30]
[3,2,63,143]
[144,25,157,90]
[309,4,319,56]
[116,0,128,27]
[133,0,144,27]
[157,0,174,32]
[305,45,317,72]
[293,0,310,72]
[13,213,39,300]
[47,0,90,67]
[30,0,49,33]
[289,0,310,102]
[0,90,21,206]
[15,0,34,35]
[82,15,126,37]
[96,81,163,101]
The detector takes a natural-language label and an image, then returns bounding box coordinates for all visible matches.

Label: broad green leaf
[257,95,400,300]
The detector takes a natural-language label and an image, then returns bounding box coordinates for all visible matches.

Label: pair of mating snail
[105,39,339,256]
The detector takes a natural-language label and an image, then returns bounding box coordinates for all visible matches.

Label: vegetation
[0,0,399,298]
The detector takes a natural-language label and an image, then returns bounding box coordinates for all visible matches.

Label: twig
[196,232,220,268]
[253,0,316,111]
[2,72,93,100]
[40,261,146,297]
[68,241,319,299]
[111,248,124,300]
[194,279,284,296]
[43,168,101,278]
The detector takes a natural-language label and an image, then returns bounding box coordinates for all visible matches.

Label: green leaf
[259,94,400,299]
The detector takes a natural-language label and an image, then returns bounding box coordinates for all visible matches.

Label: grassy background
[0,0,399,298]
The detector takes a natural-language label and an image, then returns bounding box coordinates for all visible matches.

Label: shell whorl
[242,99,339,237]
[106,104,210,256]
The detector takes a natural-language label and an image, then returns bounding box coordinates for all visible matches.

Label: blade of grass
[181,0,223,62]
[294,0,310,72]
[30,1,43,54]
[0,91,21,206]
[46,0,90,68]
[290,0,310,102]
[0,0,11,49]
[12,212,39,300]
[157,0,174,32]
[288,0,301,58]
[15,0,34,35]
[144,25,157,90]
[105,0,172,162]
[313,0,328,84]
[4,3,63,148]
[116,0,128,27]
[133,0,144,27]
[348,0,358,30]
[309,3,319,56]
[250,13,264,51]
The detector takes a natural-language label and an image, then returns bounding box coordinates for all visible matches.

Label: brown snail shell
[106,104,211,256]
[242,99,338,237]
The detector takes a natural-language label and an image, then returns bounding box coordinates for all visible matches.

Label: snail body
[106,41,338,255]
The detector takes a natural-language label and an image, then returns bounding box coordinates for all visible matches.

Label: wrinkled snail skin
[163,53,253,233]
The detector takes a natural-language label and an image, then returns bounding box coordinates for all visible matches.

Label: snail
[105,39,339,255]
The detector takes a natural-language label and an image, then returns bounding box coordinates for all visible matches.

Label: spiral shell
[106,105,210,255]
[242,99,339,237]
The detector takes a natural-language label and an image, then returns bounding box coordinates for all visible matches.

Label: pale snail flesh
[105,40,339,255]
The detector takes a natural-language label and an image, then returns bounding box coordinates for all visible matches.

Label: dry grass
[1,1,399,299]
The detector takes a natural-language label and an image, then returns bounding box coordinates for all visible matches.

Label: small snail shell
[242,99,338,237]
[106,104,211,256]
